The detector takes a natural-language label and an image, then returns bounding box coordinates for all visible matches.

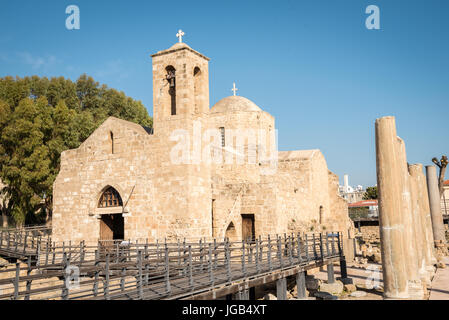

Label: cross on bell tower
[176,29,185,43]
[231,82,238,96]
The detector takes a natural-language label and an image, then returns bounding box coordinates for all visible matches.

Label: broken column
[417,166,437,269]
[396,138,423,298]
[408,164,431,288]
[375,116,409,299]
[426,165,448,256]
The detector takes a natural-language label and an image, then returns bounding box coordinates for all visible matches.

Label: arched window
[98,187,123,208]
[225,222,237,242]
[166,66,176,115]
[193,67,201,113]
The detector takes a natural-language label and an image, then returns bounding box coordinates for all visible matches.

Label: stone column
[426,165,448,253]
[408,164,430,287]
[397,140,422,290]
[417,167,437,269]
[375,116,409,299]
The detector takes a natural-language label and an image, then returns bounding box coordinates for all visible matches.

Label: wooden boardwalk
[0,229,346,300]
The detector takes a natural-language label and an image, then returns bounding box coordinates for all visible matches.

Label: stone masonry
[52,40,353,244]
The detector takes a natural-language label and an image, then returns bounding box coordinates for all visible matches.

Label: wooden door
[100,214,124,241]
[100,214,114,241]
[241,214,255,242]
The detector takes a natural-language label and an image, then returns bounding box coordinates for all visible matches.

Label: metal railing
[0,230,344,300]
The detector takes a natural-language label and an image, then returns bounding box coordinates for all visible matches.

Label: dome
[169,42,191,50]
[210,96,262,114]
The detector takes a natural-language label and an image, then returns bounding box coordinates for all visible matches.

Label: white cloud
[17,52,60,70]
[94,59,130,81]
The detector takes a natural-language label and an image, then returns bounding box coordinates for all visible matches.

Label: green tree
[363,186,378,200]
[0,75,152,226]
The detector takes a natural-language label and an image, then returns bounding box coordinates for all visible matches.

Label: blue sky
[0,0,448,187]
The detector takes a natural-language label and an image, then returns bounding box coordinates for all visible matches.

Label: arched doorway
[98,187,124,242]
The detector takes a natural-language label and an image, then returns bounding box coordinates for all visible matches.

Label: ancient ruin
[375,115,449,299]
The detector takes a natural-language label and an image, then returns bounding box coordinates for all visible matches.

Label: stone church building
[52,39,352,244]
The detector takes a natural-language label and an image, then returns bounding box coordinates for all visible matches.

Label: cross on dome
[231,82,238,96]
[176,29,185,43]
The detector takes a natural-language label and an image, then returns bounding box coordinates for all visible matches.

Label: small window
[110,131,114,154]
[219,127,225,147]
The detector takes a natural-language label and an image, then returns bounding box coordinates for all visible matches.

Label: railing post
[104,253,110,300]
[14,232,18,252]
[312,233,318,260]
[241,240,246,277]
[304,234,309,262]
[331,233,336,255]
[213,239,218,270]
[25,257,32,300]
[7,231,10,249]
[13,262,20,300]
[36,243,41,267]
[319,233,324,261]
[144,244,149,286]
[337,232,342,255]
[6,231,10,249]
[248,242,253,264]
[188,245,194,290]
[225,240,232,282]
[327,262,335,284]
[177,239,181,267]
[277,236,283,268]
[199,239,204,271]
[337,232,348,279]
[121,266,126,292]
[80,240,85,266]
[208,243,215,286]
[297,233,303,263]
[23,231,28,255]
[93,250,99,297]
[45,240,49,265]
[268,235,272,271]
[62,252,69,300]
[288,235,293,265]
[165,244,171,294]
[255,238,260,273]
[137,250,143,299]
[52,242,56,265]
[182,239,187,276]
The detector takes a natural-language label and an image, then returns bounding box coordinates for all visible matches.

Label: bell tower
[151,32,210,131]
[148,32,213,239]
